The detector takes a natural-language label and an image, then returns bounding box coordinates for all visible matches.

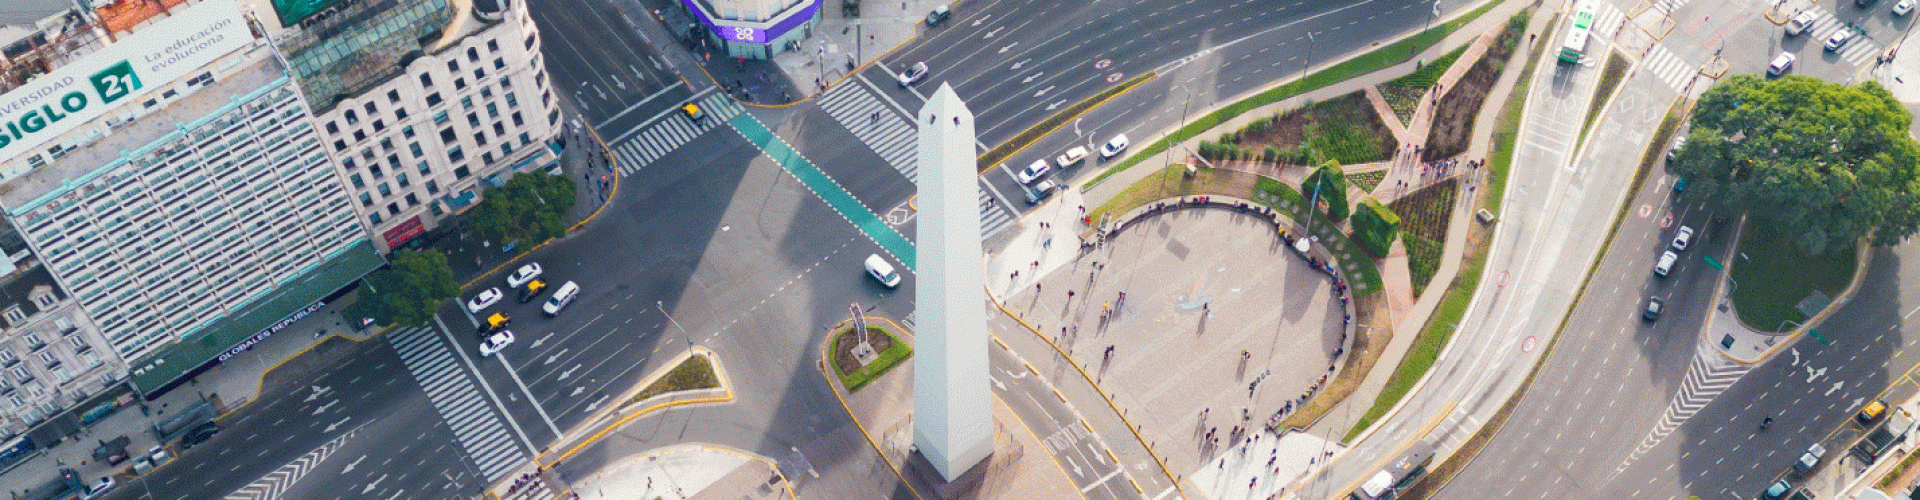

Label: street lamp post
[656,301,695,356]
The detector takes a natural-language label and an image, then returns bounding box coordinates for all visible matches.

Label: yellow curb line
[212,326,394,423]
[537,347,734,466]
[984,283,1191,499]
[981,71,1160,174]
[1002,391,1096,500]
[814,315,928,500]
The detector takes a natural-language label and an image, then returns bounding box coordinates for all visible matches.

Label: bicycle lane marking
[728,112,917,271]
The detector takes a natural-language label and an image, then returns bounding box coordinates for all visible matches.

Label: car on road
[681,102,705,122]
[899,62,929,87]
[865,254,903,288]
[1099,134,1130,159]
[1761,479,1791,500]
[1768,51,1797,76]
[479,330,515,357]
[1671,226,1695,252]
[1859,399,1889,423]
[518,278,547,303]
[1795,442,1827,473]
[147,445,169,464]
[1025,178,1059,205]
[180,422,220,449]
[466,288,503,313]
[1643,297,1663,321]
[81,477,116,499]
[1672,176,1689,193]
[926,5,950,26]
[480,312,511,333]
[1056,146,1089,167]
[1016,159,1051,184]
[507,263,543,288]
[542,281,580,317]
[1654,250,1678,277]
[1899,0,1916,15]
[1786,11,1818,36]
[1668,134,1687,161]
[1824,29,1856,51]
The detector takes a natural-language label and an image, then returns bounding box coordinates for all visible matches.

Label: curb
[813,314,928,500]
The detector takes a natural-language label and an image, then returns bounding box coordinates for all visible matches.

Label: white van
[865,254,902,288]
[1654,251,1678,277]
[543,281,579,316]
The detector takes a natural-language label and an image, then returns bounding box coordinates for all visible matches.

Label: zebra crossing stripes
[979,189,1013,239]
[611,93,745,176]
[1592,4,1627,40]
[1806,16,1882,68]
[814,81,921,181]
[387,326,527,480]
[223,427,357,499]
[1640,0,1695,19]
[1641,45,1694,92]
[1613,346,1752,476]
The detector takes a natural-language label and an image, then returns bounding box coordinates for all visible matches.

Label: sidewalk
[628,0,944,106]
[565,444,788,500]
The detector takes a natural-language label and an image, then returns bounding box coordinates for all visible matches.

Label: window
[359,193,373,206]
[460,96,474,110]
[21,332,39,346]
[66,336,85,349]
[487,39,499,52]
[426,180,439,194]
[455,78,467,90]
[362,148,376,160]
[371,120,385,132]
[447,147,465,163]
[447,60,460,72]
[480,86,493,99]
[433,110,449,125]
[467,47,480,62]
[511,112,523,127]
[380,138,394,152]
[387,89,401,103]
[467,113,480,127]
[346,110,361,125]
[9,367,28,381]
[334,139,347,151]
[499,75,512,90]
[352,130,366,142]
[0,350,14,365]
[37,352,55,365]
[363,102,378,115]
[369,212,382,224]
[349,174,364,188]
[482,152,495,164]
[369,164,383,179]
[501,143,513,156]
[440,128,456,143]
[377,183,391,197]
[387,203,400,216]
[548,110,559,125]
[494,57,506,70]
[419,73,434,87]
[430,201,444,216]
[493,122,505,136]
[405,193,419,206]
[524,34,536,49]
[342,158,357,170]
[53,318,71,332]
[474,132,488,146]
[387,154,402,170]
[454,166,471,179]
[486,103,499,118]
[394,107,408,120]
[396,173,410,188]
[519,132,532,145]
[402,125,415,138]
[473,68,486,79]
[417,161,431,175]
[325,121,340,134]
[541,90,551,105]
[426,93,443,106]
[506,93,518,108]
[409,143,423,157]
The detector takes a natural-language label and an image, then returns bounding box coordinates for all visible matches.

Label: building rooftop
[273,0,485,112]
[0,52,285,209]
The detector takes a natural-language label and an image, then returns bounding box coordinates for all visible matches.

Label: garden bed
[1388,179,1458,295]
[1207,91,1399,167]
[831,326,913,392]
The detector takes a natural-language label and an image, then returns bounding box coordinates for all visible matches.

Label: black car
[180,422,219,449]
[1643,297,1663,321]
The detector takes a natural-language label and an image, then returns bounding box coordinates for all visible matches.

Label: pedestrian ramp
[387,326,528,480]
[610,93,745,176]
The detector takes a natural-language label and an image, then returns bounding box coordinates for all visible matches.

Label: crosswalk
[815,81,923,181]
[609,93,745,176]
[1639,0,1697,19]
[387,326,528,481]
[1793,6,1884,68]
[1640,44,1694,92]
[1592,3,1627,41]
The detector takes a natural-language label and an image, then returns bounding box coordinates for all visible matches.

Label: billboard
[683,0,819,45]
[0,0,251,164]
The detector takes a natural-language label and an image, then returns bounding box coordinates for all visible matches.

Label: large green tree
[345,249,458,327]
[1302,160,1351,222]
[1672,74,1920,255]
[467,172,580,246]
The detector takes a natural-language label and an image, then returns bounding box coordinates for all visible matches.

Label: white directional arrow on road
[312,400,336,415]
[999,43,1018,54]
[972,15,992,26]
[1827,381,1846,396]
[531,334,552,349]
[1805,366,1827,383]
[306,385,331,402]
[325,417,352,433]
[1034,86,1055,97]
[1790,348,1801,366]
[1066,455,1084,476]
[984,27,1003,38]
[362,474,386,494]
[545,349,570,365]
[1022,72,1044,84]
[586,394,610,411]
[992,376,1006,391]
[342,455,367,474]
[558,364,580,381]
[1047,100,1067,111]
[1010,59,1031,70]
[571,386,585,397]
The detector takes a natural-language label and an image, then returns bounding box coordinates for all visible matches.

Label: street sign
[1809,329,1831,345]
[1704,255,1723,270]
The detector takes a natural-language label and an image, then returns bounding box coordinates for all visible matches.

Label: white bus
[1560,0,1597,64]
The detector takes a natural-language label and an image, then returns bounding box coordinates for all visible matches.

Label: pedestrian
[1068,290,1075,300]
[1011,270,1019,279]
[1036,282,1043,293]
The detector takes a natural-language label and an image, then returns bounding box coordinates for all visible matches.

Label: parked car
[1795,443,1827,473]
[1016,159,1052,184]
[1761,479,1791,500]
[1786,11,1818,35]
[1671,226,1695,252]
[81,477,116,499]
[181,422,220,449]
[466,288,502,313]
[1099,134,1130,158]
[479,330,515,357]
[1858,399,1889,423]
[926,5,951,26]
[506,263,543,288]
[1056,146,1089,167]
[147,445,169,464]
[1898,0,1915,16]
[899,62,929,87]
[864,254,903,288]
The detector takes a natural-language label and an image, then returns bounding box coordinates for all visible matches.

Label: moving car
[180,422,220,450]
[1824,29,1856,52]
[1025,178,1059,205]
[480,312,511,333]
[681,102,705,122]
[1786,11,1818,36]
[865,254,903,288]
[926,5,951,26]
[899,62,929,87]
[517,278,547,303]
[1671,226,1695,252]
[1643,297,1663,321]
[466,287,502,313]
[542,281,580,317]
[1099,134,1130,158]
[1056,146,1089,166]
[1768,51,1796,76]
[1016,159,1052,184]
[479,330,515,357]
[507,263,543,288]
[1653,250,1678,277]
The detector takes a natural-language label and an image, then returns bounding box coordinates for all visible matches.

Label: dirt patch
[832,326,896,376]
[1225,91,1399,165]
[1421,60,1497,162]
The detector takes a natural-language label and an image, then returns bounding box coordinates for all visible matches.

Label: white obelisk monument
[913,83,992,481]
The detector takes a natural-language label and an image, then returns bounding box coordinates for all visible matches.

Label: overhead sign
[0,0,250,163]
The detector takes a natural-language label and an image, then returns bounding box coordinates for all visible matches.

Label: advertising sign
[0,0,251,163]
[681,0,819,45]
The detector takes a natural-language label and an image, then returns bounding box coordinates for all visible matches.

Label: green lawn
[1729,220,1857,332]
[1578,50,1630,149]
[833,327,914,393]
[626,354,719,406]
[1345,241,1486,443]
[1485,12,1554,215]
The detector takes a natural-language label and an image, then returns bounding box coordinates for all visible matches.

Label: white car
[466,288,503,313]
[865,254,903,288]
[1767,51,1796,76]
[1898,0,1915,16]
[506,263,543,288]
[1099,134,1130,158]
[1786,11,1817,35]
[1824,29,1856,52]
[898,62,929,87]
[1056,146,1089,166]
[1016,159,1051,184]
[1654,250,1679,277]
[147,445,169,464]
[479,330,515,357]
[1671,226,1695,252]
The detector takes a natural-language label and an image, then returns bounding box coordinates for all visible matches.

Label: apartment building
[682,0,820,59]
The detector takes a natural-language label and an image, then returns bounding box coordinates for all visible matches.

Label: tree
[465,172,580,246]
[1351,197,1402,257]
[1302,160,1352,222]
[1673,75,1920,255]
[345,249,458,327]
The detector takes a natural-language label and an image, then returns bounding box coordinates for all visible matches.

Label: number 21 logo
[90,61,142,104]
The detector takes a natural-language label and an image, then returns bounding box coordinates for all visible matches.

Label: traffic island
[828,325,911,393]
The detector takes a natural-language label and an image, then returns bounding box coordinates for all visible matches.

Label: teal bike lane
[728,112,916,271]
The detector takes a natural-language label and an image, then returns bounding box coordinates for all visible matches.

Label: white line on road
[1081,468,1121,492]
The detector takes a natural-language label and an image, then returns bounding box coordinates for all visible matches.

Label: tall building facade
[681,0,820,59]
[250,0,561,250]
